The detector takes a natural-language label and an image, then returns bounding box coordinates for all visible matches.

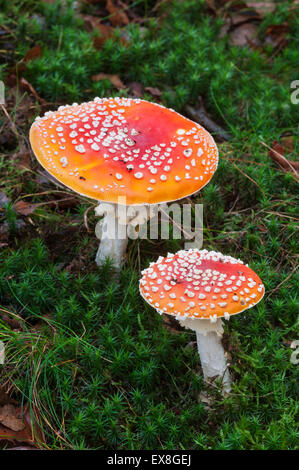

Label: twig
[185,97,231,141]
[0,104,20,138]
[261,141,299,181]
[83,205,94,232]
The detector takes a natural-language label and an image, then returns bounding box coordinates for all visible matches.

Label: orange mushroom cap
[139,249,265,321]
[30,97,218,205]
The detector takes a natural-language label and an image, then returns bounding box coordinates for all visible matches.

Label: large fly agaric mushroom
[30,97,218,268]
[139,249,265,394]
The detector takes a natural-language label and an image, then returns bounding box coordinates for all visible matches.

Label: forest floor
[0,0,298,450]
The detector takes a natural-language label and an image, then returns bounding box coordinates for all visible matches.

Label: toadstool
[139,249,265,394]
[30,97,218,268]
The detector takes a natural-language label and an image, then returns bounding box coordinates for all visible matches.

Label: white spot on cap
[75,145,86,154]
[125,138,135,146]
[91,143,100,151]
[183,149,192,157]
[60,157,68,167]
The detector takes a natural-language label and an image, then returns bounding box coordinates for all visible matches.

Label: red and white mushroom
[139,249,265,394]
[30,97,218,268]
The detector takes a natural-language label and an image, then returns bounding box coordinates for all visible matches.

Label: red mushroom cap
[29,97,218,205]
[139,249,265,321]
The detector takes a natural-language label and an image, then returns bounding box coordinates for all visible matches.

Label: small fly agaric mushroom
[30,98,218,268]
[139,249,265,394]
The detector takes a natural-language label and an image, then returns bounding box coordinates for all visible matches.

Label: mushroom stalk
[95,202,154,269]
[95,204,128,268]
[179,318,231,394]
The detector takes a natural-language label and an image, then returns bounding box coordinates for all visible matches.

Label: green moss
[0,0,298,450]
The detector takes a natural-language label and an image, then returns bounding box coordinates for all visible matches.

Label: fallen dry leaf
[128,81,143,97]
[0,404,44,449]
[0,404,25,432]
[230,22,259,46]
[91,73,126,90]
[93,26,115,48]
[82,14,110,33]
[218,0,261,38]
[0,422,32,445]
[0,388,45,449]
[82,15,114,46]
[106,0,129,27]
[13,200,39,216]
[22,45,43,64]
[246,1,276,16]
[261,141,299,180]
[230,9,260,26]
[144,86,163,98]
[0,313,23,331]
[12,45,43,76]
[82,16,129,49]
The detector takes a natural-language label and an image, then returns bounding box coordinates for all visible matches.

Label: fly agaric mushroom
[30,98,218,268]
[139,249,265,394]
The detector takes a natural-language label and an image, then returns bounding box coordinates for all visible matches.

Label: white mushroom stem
[95,202,155,269]
[178,317,231,394]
